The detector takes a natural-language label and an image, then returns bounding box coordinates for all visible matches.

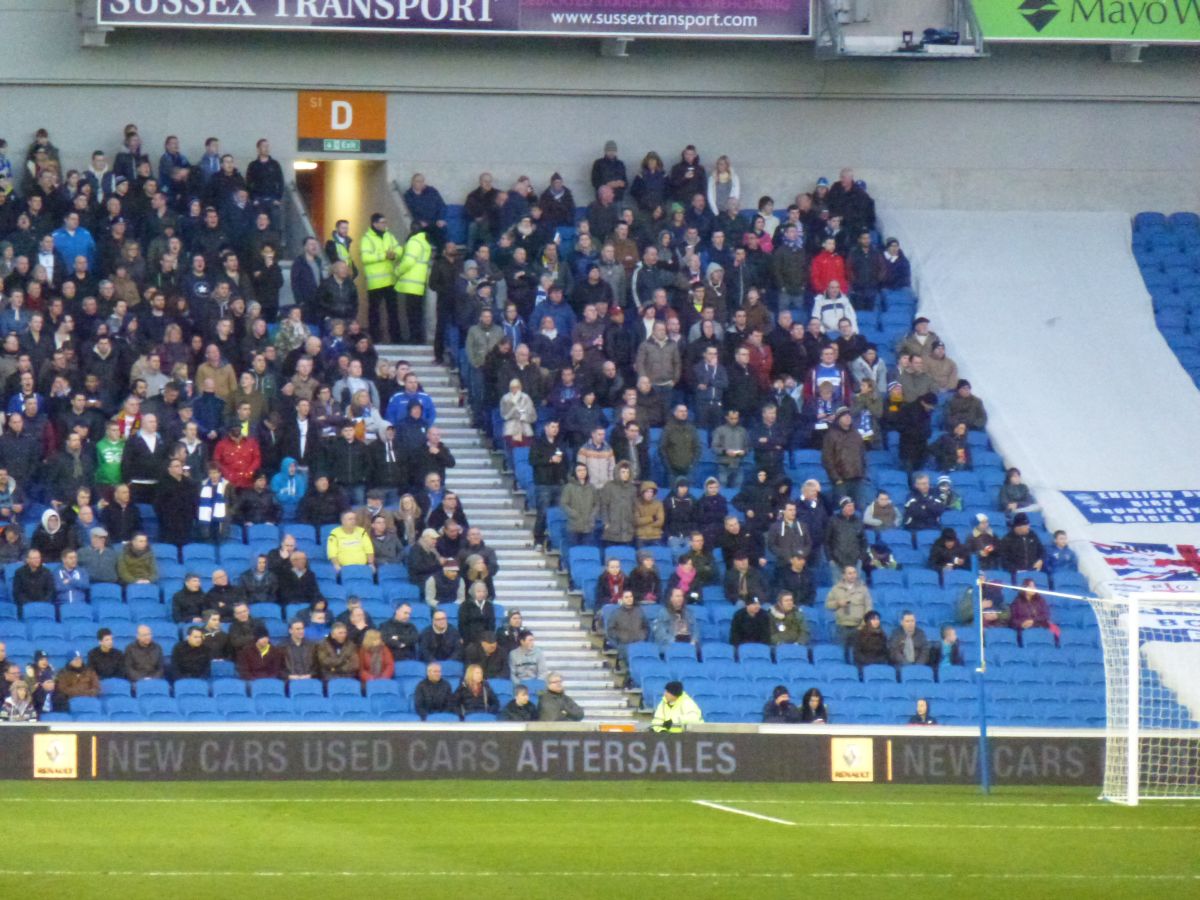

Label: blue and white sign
[1065,490,1200,524]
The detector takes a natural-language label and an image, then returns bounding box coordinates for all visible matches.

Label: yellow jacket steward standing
[394,229,432,297]
[651,681,704,733]
[360,223,400,291]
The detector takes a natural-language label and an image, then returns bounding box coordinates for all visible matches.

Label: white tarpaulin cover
[884,209,1200,591]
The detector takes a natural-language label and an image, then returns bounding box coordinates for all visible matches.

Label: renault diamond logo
[842,745,859,767]
[1019,0,1060,32]
[45,741,63,763]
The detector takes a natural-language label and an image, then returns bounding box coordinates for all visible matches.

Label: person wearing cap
[946,379,988,431]
[896,392,938,474]
[822,406,867,508]
[826,497,868,581]
[896,316,941,360]
[590,140,627,202]
[929,527,969,573]
[234,623,285,681]
[668,145,706,206]
[999,513,1045,575]
[539,172,576,229]
[172,626,213,681]
[730,595,772,647]
[853,610,890,668]
[651,680,703,734]
[926,341,959,393]
[463,629,510,680]
[423,555,466,608]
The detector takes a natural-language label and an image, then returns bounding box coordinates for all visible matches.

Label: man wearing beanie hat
[539,172,576,229]
[822,406,867,506]
[946,378,988,431]
[238,622,286,680]
[651,680,704,733]
[926,340,959,392]
[591,140,627,201]
[999,512,1045,575]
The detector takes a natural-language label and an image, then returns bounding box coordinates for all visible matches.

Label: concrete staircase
[378,345,638,721]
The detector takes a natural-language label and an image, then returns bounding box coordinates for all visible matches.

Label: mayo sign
[96,0,813,39]
[975,0,1200,42]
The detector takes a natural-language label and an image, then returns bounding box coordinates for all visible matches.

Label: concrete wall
[1,0,1198,213]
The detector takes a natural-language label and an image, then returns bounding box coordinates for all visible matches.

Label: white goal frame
[1093,589,1200,806]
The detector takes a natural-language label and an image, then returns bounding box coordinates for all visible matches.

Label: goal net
[1090,591,1200,805]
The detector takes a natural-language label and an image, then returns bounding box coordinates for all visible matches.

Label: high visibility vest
[394,233,432,297]
[360,228,399,291]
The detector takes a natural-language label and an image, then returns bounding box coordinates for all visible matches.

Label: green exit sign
[322,139,361,152]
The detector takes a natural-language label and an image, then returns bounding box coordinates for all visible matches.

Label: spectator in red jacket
[1011,579,1061,645]
[809,237,847,294]
[743,329,774,391]
[358,629,395,683]
[212,425,262,489]
[236,624,286,679]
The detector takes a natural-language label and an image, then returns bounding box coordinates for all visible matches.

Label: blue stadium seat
[327,678,362,697]
[134,678,170,698]
[138,696,180,719]
[294,695,335,719]
[332,695,372,720]
[211,678,247,698]
[172,678,209,698]
[179,696,221,720]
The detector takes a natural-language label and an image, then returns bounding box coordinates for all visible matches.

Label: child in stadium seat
[1046,531,1078,575]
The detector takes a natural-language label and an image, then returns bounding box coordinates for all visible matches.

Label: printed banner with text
[97,0,811,40]
[975,0,1200,43]
[1064,489,1200,524]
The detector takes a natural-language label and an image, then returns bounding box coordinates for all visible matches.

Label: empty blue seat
[68,696,102,716]
[135,678,170,698]
[138,696,180,719]
[253,695,293,719]
[332,695,372,719]
[179,696,221,720]
[287,679,324,697]
[248,679,285,698]
[172,678,210,698]
[294,695,334,719]
[216,695,256,720]
[22,603,56,621]
[58,604,91,622]
[103,695,139,716]
[425,712,461,723]
[327,678,362,697]
[211,678,247,698]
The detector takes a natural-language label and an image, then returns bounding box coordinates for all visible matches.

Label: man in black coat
[120,412,169,504]
[896,393,937,474]
[418,611,462,662]
[12,548,55,606]
[529,420,568,545]
[413,662,455,719]
[279,399,322,471]
[408,428,455,489]
[729,596,772,647]
[321,423,370,505]
[276,551,323,609]
[379,603,420,662]
[368,426,407,500]
[170,626,213,680]
[315,260,357,322]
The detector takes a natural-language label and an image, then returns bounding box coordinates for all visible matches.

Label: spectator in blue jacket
[881,237,914,304]
[384,373,436,427]
[54,548,90,606]
[1046,530,1078,575]
[527,284,576,337]
[51,212,96,271]
[404,173,447,238]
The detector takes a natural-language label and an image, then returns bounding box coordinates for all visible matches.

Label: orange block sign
[297,91,387,154]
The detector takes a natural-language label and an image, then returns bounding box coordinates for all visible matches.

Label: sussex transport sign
[96,0,812,40]
[975,0,1200,43]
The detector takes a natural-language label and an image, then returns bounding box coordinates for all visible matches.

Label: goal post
[1089,590,1200,806]
[976,580,1200,805]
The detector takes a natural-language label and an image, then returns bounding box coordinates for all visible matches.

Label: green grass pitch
[2,780,1198,899]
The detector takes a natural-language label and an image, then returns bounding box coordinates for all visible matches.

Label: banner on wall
[95,0,812,40]
[1094,541,1200,582]
[975,0,1200,43]
[1064,490,1200,524]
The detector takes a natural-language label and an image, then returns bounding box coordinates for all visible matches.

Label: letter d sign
[331,101,353,131]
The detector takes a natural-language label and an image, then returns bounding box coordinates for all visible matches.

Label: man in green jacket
[395,226,433,344]
[360,213,400,344]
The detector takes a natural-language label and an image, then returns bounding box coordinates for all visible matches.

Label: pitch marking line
[693,799,796,825]
[0,870,1196,881]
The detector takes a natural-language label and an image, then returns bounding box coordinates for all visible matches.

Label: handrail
[284,180,317,253]
[389,178,415,239]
